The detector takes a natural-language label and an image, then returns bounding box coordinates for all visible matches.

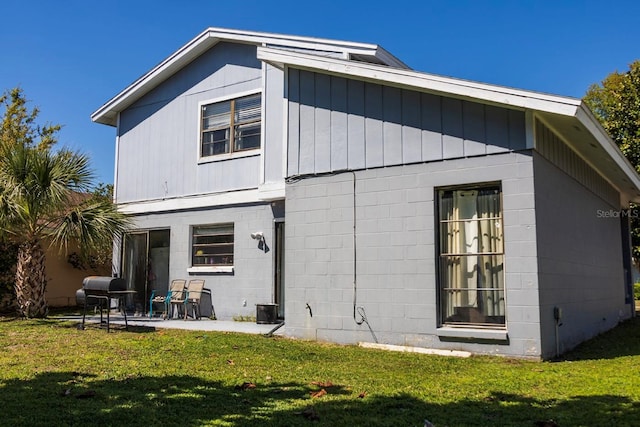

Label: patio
[54,312,284,335]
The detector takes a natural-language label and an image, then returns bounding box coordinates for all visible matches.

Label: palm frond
[49,198,131,255]
[0,142,97,232]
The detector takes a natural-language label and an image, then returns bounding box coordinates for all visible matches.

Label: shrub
[635,282,640,300]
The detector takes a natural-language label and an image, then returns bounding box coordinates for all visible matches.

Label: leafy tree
[0,88,130,318]
[0,87,59,151]
[584,60,640,265]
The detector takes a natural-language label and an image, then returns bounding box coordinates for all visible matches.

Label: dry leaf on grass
[310,388,327,398]
[358,391,367,399]
[226,359,235,365]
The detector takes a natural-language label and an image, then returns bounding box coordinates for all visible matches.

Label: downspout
[350,170,378,343]
[554,306,563,358]
[351,171,357,320]
[114,112,121,203]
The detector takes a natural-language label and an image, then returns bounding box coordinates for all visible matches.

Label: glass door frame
[121,228,171,315]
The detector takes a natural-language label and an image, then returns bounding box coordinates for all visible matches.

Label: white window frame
[187,223,235,274]
[197,89,262,164]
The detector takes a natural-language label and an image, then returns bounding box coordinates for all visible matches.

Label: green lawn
[0,316,639,426]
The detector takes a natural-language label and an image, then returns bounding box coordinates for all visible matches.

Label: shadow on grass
[12,317,157,334]
[561,316,640,361]
[0,371,639,426]
[75,322,157,334]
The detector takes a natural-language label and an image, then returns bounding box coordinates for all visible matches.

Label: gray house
[92,28,639,359]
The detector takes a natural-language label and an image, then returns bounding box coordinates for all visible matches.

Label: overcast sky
[1,0,639,184]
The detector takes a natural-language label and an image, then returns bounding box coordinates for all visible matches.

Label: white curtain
[477,190,504,317]
[440,187,504,325]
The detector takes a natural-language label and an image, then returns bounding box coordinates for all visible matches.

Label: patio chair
[166,279,187,319]
[149,279,186,318]
[149,280,176,319]
[149,290,163,318]
[184,279,205,320]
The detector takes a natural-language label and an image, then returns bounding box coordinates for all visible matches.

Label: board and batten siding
[534,119,619,208]
[287,69,527,176]
[263,63,286,185]
[116,42,263,204]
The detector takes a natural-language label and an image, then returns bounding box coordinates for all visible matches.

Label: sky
[1,0,639,184]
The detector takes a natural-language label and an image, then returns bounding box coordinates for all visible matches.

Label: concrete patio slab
[54,313,284,335]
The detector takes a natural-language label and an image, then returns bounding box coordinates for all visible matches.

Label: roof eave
[257,46,640,203]
[257,46,581,116]
[92,28,215,126]
[92,28,405,126]
[574,104,640,203]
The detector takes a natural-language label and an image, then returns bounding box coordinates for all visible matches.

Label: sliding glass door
[121,229,170,314]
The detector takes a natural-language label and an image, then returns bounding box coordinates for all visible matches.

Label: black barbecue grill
[79,276,136,331]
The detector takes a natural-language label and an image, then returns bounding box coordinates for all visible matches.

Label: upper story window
[200,93,261,158]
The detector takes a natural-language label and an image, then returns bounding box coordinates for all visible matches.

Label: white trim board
[257,46,581,116]
[118,188,261,215]
[118,184,284,215]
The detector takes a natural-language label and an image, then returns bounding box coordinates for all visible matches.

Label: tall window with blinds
[192,224,234,267]
[200,93,261,157]
[437,185,505,327]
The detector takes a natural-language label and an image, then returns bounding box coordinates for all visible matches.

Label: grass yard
[0,316,639,426]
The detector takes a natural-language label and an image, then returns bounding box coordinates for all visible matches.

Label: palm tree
[0,91,129,318]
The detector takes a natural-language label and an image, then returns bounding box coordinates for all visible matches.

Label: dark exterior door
[121,229,170,314]
[274,221,285,319]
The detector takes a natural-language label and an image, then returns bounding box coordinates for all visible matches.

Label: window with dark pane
[437,184,505,327]
[200,94,261,157]
[192,224,234,266]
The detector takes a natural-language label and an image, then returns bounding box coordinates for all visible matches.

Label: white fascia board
[118,188,261,215]
[374,46,410,69]
[205,27,390,58]
[257,181,285,201]
[92,29,215,126]
[92,28,402,126]
[575,105,640,193]
[257,47,582,117]
[206,27,378,49]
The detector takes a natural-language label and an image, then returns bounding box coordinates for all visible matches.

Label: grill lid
[82,276,127,293]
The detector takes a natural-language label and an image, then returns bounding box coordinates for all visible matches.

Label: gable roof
[91,27,407,126]
[257,46,640,203]
[92,28,640,203]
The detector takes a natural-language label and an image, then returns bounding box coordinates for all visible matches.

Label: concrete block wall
[284,151,543,358]
[122,202,279,320]
[533,153,629,359]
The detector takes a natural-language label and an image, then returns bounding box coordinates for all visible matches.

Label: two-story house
[92,27,639,359]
